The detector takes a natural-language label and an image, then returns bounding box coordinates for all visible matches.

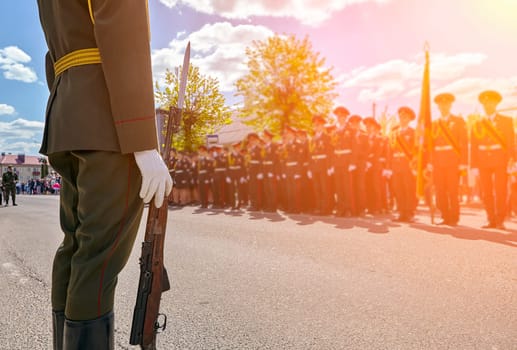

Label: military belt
[53,48,102,77]
[249,160,261,165]
[229,166,242,170]
[478,144,502,151]
[286,162,298,166]
[434,145,453,151]
[263,161,274,165]
[215,168,226,172]
[198,170,208,174]
[312,154,327,160]
[334,149,352,155]
[393,152,406,158]
[175,170,184,174]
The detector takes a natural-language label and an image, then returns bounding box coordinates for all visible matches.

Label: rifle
[130,42,190,350]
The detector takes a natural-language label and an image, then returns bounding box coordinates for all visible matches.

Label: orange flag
[415,44,432,199]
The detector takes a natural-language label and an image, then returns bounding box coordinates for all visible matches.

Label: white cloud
[0,46,38,83]
[338,52,489,104]
[158,0,390,25]
[0,104,15,115]
[152,22,274,92]
[0,119,44,155]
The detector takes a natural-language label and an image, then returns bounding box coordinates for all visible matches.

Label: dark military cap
[312,114,326,125]
[247,132,260,140]
[478,90,502,104]
[263,129,274,138]
[348,114,362,123]
[198,145,208,151]
[363,116,379,128]
[284,125,297,134]
[398,106,416,121]
[434,92,455,104]
[333,106,350,118]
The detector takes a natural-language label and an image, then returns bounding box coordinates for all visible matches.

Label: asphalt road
[0,195,516,349]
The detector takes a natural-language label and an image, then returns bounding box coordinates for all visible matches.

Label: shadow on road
[410,222,517,248]
[185,205,517,248]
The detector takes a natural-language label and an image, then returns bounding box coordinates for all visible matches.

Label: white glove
[294,174,301,180]
[426,164,433,172]
[268,172,274,178]
[257,173,264,180]
[327,167,334,176]
[134,149,173,208]
[366,162,372,170]
[348,164,357,172]
[240,177,247,184]
[382,169,393,178]
[307,170,313,179]
[226,177,232,184]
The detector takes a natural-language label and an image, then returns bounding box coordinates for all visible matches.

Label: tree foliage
[235,34,337,135]
[155,65,232,151]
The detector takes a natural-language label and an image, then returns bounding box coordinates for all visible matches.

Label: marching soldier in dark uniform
[37,1,173,348]
[347,115,369,217]
[296,129,315,214]
[174,151,192,206]
[390,107,417,222]
[364,117,385,215]
[282,126,302,213]
[331,106,354,216]
[197,145,213,208]
[430,93,468,226]
[471,90,515,230]
[246,133,264,211]
[228,141,246,210]
[311,115,332,215]
[262,130,278,212]
[2,166,18,206]
[212,145,228,209]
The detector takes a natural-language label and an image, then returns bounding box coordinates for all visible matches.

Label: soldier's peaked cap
[333,106,350,118]
[284,125,296,133]
[247,132,260,140]
[263,129,274,138]
[198,145,207,151]
[478,90,502,104]
[312,115,326,125]
[434,92,455,104]
[363,116,379,127]
[348,114,362,123]
[398,106,416,121]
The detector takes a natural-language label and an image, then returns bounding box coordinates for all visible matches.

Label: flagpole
[415,42,435,224]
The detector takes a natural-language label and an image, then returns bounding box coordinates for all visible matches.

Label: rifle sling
[437,120,460,155]
[481,119,507,150]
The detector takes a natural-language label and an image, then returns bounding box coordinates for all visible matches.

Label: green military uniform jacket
[2,171,18,188]
[37,0,158,155]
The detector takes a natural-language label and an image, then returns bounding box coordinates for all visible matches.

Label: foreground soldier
[430,93,468,226]
[471,90,515,230]
[37,1,172,349]
[390,107,417,222]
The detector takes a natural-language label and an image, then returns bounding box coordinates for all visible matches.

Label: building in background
[0,153,53,184]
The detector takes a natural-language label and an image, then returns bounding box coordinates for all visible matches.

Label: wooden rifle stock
[129,107,181,349]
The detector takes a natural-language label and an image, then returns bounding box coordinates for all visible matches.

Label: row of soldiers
[170,89,515,230]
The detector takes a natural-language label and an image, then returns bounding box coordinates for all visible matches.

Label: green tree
[235,34,337,135]
[155,65,232,151]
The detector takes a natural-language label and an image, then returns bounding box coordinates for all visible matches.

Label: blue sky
[1,0,516,155]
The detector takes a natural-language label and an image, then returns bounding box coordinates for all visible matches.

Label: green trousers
[48,151,143,320]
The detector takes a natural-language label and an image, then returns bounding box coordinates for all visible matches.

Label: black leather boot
[63,311,114,350]
[52,310,65,350]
